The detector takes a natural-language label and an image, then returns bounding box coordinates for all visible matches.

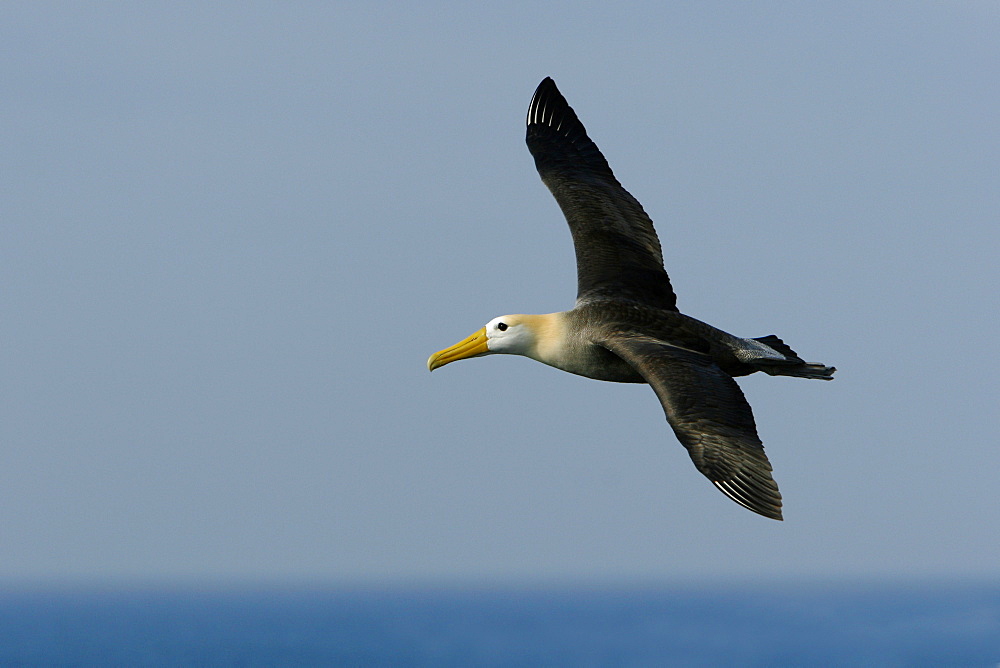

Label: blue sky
[2,2,998,584]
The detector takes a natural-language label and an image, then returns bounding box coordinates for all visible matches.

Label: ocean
[1,582,998,666]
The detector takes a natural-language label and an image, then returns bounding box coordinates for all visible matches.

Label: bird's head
[427,315,538,371]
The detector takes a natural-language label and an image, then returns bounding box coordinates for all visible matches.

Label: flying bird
[427,78,834,520]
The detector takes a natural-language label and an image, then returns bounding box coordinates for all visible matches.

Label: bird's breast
[542,338,646,383]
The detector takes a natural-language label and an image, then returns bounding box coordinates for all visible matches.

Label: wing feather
[526,78,677,310]
[599,333,783,520]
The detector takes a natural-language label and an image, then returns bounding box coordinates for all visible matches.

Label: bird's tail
[752,335,836,380]
[760,361,836,380]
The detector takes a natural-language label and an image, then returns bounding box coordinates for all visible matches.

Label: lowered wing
[599,332,783,520]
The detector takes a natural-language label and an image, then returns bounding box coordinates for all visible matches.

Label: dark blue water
[1,582,998,666]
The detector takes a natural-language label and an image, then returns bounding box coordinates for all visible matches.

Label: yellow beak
[427,327,489,371]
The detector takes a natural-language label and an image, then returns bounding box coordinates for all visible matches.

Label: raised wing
[526,78,677,310]
[599,333,783,520]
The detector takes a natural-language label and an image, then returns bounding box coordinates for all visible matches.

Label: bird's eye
[496,322,508,331]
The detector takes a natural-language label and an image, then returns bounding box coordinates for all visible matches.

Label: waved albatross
[427,78,835,521]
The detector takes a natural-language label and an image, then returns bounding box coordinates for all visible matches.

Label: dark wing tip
[526,77,613,176]
[712,477,783,521]
[526,77,582,137]
[526,77,560,128]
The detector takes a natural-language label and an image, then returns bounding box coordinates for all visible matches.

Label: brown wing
[526,78,677,310]
[599,332,783,520]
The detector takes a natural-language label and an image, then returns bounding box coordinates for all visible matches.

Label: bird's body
[428,78,834,520]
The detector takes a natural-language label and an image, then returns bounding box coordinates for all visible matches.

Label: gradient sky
[3,3,998,584]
